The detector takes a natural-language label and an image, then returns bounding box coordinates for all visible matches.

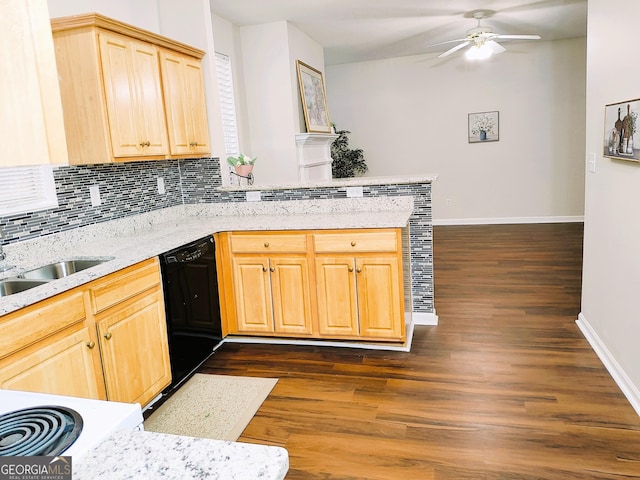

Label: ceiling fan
[428,11,542,60]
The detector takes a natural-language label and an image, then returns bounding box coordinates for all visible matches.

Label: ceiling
[209,0,587,65]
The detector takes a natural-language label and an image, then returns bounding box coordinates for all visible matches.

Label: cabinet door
[97,287,171,406]
[131,41,169,156]
[1,0,67,166]
[270,257,313,335]
[0,327,105,400]
[356,256,405,340]
[231,257,274,333]
[99,32,167,158]
[315,257,359,337]
[159,49,210,156]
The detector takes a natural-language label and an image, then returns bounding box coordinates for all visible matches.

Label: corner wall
[579,0,640,414]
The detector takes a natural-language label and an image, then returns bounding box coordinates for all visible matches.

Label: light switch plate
[89,185,101,207]
[346,186,364,198]
[246,191,262,202]
[587,153,596,173]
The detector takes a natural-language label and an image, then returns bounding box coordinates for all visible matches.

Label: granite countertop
[219,173,438,192]
[73,429,288,480]
[0,196,414,316]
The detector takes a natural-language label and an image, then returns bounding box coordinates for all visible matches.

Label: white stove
[0,389,143,458]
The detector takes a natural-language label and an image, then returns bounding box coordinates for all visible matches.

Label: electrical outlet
[346,186,364,198]
[246,191,262,202]
[89,185,101,207]
[157,177,165,194]
[446,199,452,207]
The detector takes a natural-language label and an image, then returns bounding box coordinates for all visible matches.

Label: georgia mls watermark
[0,457,72,480]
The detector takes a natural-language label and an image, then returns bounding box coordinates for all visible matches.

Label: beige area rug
[144,374,278,441]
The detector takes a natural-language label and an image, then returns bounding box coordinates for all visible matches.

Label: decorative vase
[628,136,634,154]
[479,130,487,141]
[234,164,254,177]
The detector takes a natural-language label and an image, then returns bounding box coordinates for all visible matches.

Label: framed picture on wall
[296,60,331,133]
[468,111,499,143]
[603,99,640,162]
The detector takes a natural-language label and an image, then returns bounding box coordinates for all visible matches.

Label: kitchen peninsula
[0,174,436,321]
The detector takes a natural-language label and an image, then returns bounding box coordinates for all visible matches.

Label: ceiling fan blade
[495,34,541,40]
[425,38,468,49]
[438,41,470,58]
[485,40,506,54]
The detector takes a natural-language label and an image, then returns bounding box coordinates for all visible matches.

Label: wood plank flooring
[200,223,640,479]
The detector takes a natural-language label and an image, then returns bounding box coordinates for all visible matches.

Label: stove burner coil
[0,406,83,457]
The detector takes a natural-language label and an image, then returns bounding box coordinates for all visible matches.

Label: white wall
[240,22,298,184]
[238,21,324,185]
[47,0,159,32]
[287,24,326,135]
[579,0,640,413]
[325,38,586,224]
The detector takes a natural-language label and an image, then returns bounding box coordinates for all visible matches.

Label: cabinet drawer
[0,290,86,359]
[313,230,398,253]
[230,234,307,254]
[88,258,160,314]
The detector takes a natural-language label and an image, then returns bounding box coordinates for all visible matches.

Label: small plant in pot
[330,123,367,178]
[227,153,257,177]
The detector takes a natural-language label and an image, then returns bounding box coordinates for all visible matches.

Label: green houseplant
[330,124,368,178]
[227,153,256,177]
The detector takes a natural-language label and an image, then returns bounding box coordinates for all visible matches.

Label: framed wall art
[468,111,499,143]
[604,99,639,162]
[296,60,331,133]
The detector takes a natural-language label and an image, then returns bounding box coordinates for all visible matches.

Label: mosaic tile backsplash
[0,157,433,313]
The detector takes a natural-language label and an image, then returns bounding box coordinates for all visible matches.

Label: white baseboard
[221,312,437,353]
[576,313,640,417]
[412,311,439,326]
[433,215,584,226]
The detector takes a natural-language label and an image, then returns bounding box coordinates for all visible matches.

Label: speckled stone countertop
[73,429,288,480]
[0,196,413,316]
[219,173,438,191]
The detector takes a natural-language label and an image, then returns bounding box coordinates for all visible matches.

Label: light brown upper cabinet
[1,0,68,167]
[98,32,168,158]
[159,49,211,156]
[51,13,211,165]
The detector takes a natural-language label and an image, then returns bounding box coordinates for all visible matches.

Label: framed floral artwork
[296,60,331,133]
[603,99,639,162]
[468,111,499,143]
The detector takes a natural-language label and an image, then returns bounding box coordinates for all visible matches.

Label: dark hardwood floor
[200,223,640,479]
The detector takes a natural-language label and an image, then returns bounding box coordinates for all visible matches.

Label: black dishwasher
[159,235,223,393]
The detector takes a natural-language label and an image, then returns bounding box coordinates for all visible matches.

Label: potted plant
[227,154,257,177]
[330,124,368,178]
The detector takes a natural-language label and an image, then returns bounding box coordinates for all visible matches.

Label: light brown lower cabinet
[230,255,314,336]
[0,322,105,399]
[217,228,406,342]
[0,258,170,406]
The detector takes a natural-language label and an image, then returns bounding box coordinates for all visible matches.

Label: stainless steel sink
[0,279,49,297]
[21,258,114,281]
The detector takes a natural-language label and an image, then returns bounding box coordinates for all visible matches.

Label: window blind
[215,52,240,157]
[0,165,58,216]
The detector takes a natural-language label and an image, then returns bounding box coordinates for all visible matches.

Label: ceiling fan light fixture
[465,43,492,61]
